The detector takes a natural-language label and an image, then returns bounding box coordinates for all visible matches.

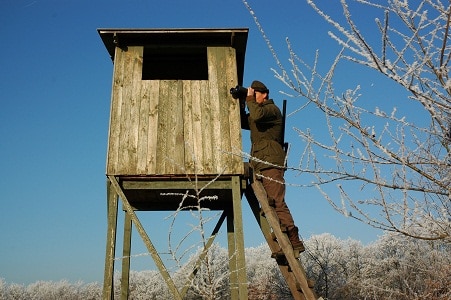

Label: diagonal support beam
[108,175,182,300]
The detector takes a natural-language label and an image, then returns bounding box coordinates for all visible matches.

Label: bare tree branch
[246,0,451,241]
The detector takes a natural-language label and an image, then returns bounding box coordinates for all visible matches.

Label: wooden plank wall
[106,46,244,176]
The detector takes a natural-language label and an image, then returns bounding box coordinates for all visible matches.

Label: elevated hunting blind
[99,28,250,300]
[99,28,322,300]
[101,28,247,178]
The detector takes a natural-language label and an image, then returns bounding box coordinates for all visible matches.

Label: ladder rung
[271,232,277,241]
[273,255,288,266]
[271,249,284,259]
[271,247,300,259]
[296,279,316,290]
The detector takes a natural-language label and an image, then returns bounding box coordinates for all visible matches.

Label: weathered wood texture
[106,46,243,176]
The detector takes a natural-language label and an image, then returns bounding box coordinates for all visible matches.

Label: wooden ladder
[245,175,323,300]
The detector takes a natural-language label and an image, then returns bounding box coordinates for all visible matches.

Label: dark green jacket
[241,96,286,172]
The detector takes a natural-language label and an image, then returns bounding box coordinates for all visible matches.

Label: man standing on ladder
[240,80,305,252]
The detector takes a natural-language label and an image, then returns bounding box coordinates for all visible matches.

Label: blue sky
[0,0,395,285]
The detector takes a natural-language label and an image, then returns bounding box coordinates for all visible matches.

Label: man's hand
[247,87,254,96]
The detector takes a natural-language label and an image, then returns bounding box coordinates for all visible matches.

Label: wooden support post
[103,179,119,300]
[232,176,248,299]
[226,176,248,300]
[227,207,239,300]
[121,212,132,300]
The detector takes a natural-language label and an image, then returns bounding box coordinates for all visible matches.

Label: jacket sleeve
[246,97,278,123]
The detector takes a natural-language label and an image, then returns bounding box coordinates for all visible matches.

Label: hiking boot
[291,240,305,252]
[287,226,305,252]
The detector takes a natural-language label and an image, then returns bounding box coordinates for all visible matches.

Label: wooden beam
[103,179,119,300]
[121,213,132,300]
[231,176,248,299]
[122,179,237,190]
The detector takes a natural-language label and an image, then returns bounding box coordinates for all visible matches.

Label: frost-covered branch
[246,0,451,241]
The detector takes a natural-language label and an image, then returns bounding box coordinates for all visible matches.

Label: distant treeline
[1,232,449,299]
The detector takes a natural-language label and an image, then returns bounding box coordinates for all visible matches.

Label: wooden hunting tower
[99,28,249,300]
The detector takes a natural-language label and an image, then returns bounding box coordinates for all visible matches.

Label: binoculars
[229,85,248,99]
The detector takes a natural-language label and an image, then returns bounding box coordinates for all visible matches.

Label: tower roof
[97,28,249,85]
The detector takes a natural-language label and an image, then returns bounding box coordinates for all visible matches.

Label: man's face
[255,91,267,104]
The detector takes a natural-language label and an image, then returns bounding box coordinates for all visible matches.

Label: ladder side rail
[245,187,306,300]
[250,177,317,300]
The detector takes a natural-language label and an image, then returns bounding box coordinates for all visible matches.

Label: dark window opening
[142,46,208,80]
